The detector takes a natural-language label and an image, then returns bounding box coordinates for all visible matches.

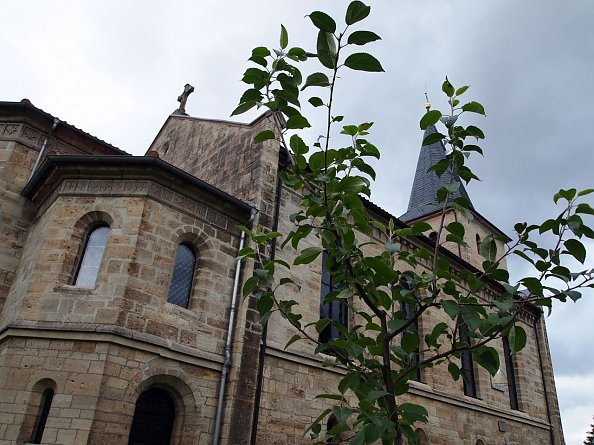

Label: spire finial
[424,83,431,111]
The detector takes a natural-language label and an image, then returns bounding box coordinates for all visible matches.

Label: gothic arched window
[167,243,196,308]
[128,388,175,445]
[73,225,110,287]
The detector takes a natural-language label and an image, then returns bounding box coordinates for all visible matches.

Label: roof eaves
[21,155,254,215]
[0,101,129,155]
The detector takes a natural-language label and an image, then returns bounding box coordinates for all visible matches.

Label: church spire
[400,124,474,223]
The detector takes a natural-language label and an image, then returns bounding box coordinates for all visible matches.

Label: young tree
[585,419,594,445]
[233,2,594,444]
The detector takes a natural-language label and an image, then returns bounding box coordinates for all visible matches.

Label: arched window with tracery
[128,388,175,445]
[167,243,197,309]
[73,224,110,287]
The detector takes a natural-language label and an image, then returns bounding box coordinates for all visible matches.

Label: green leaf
[240,88,263,103]
[401,331,420,353]
[242,276,259,297]
[442,300,459,320]
[448,362,461,380]
[425,322,448,348]
[242,67,268,85]
[308,11,336,33]
[280,24,288,49]
[346,1,371,24]
[253,130,276,143]
[480,235,497,262]
[301,72,330,90]
[522,277,543,296]
[339,176,370,194]
[422,132,446,146]
[286,115,311,129]
[564,239,586,263]
[289,134,308,155]
[294,246,323,265]
[315,317,331,333]
[256,294,273,316]
[442,77,455,97]
[308,97,324,107]
[344,53,384,72]
[578,188,594,197]
[445,221,465,238]
[420,110,442,130]
[466,125,485,139]
[456,85,469,96]
[462,101,486,115]
[317,31,336,69]
[508,326,527,352]
[231,100,257,116]
[473,346,500,376]
[284,334,302,349]
[399,403,428,424]
[347,30,381,45]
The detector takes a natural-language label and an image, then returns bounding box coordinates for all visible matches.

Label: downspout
[212,207,257,445]
[534,313,557,445]
[250,171,283,445]
[29,117,59,180]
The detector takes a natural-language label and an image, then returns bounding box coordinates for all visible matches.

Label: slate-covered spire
[400,125,474,222]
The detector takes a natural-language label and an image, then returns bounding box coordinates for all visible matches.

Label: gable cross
[174,83,195,115]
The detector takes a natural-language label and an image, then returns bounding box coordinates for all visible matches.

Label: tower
[400,123,508,271]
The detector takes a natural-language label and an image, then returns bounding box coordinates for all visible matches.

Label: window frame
[166,242,197,309]
[502,336,520,410]
[319,251,348,344]
[459,322,477,398]
[401,299,422,382]
[72,223,110,287]
[31,388,54,444]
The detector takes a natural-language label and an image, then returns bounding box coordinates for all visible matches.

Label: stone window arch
[167,243,197,309]
[125,372,196,445]
[416,428,429,444]
[18,378,57,444]
[61,210,114,285]
[73,224,110,287]
[128,387,176,445]
[325,415,339,444]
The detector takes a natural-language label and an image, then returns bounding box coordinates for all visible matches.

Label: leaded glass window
[319,251,348,343]
[167,243,196,308]
[73,225,109,287]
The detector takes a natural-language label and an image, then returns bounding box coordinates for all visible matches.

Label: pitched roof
[400,125,474,222]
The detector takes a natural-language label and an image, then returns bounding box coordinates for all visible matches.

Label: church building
[0,92,565,444]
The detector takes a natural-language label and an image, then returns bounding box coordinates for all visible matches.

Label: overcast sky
[2,1,593,443]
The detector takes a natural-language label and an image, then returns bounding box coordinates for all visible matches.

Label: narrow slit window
[460,323,477,397]
[503,336,519,410]
[31,388,54,444]
[401,300,421,382]
[73,225,110,287]
[319,251,348,343]
[167,243,196,308]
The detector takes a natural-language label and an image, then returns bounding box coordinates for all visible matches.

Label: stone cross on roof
[173,83,194,115]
